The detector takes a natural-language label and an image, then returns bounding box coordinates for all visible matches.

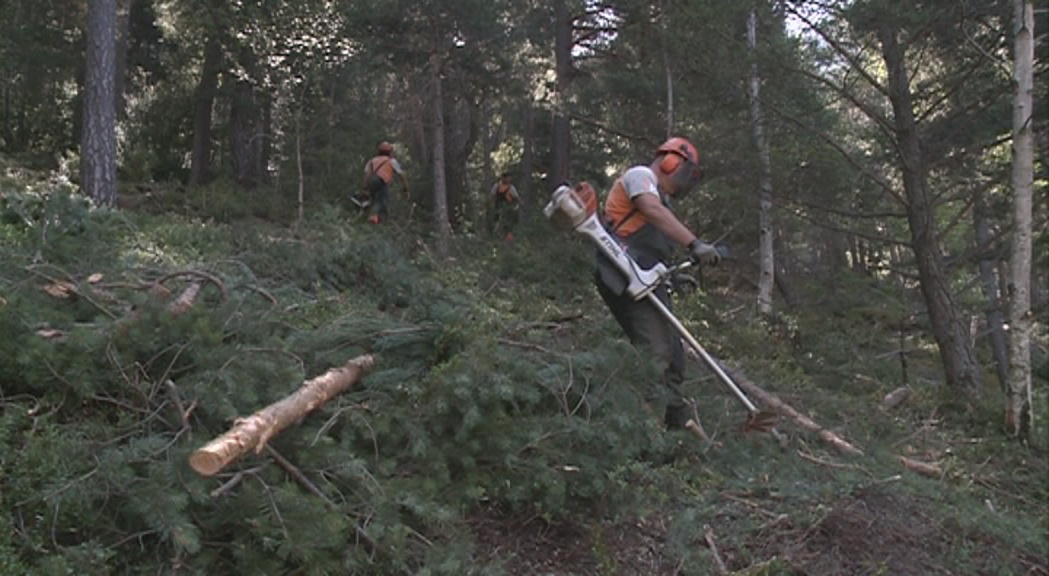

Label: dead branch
[266,446,336,508]
[702,524,729,575]
[797,449,853,470]
[900,456,942,478]
[154,270,228,302]
[209,465,265,498]
[722,364,864,457]
[167,282,202,316]
[189,355,375,477]
[266,447,383,558]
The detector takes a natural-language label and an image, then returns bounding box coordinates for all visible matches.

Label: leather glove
[688,239,721,266]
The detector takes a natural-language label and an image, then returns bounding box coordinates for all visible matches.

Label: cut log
[881,386,911,411]
[189,355,375,476]
[722,364,864,457]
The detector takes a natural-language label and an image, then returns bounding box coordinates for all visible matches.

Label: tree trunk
[973,189,1010,391]
[431,52,452,257]
[661,0,673,138]
[230,77,258,189]
[229,46,259,190]
[747,7,775,316]
[876,23,984,397]
[551,0,573,184]
[188,36,222,187]
[1006,0,1034,436]
[521,101,535,213]
[189,356,376,477]
[114,0,132,120]
[81,0,117,207]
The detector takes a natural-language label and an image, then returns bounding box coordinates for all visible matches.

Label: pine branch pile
[0,188,682,573]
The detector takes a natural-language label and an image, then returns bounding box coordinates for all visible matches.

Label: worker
[490,172,520,241]
[358,141,408,224]
[594,137,721,430]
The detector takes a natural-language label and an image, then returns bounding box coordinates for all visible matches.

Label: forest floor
[469,440,1049,575]
[1,172,1045,575]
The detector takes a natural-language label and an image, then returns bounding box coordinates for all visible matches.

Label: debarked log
[189,355,375,476]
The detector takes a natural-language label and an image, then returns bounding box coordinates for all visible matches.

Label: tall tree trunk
[188,36,222,187]
[661,0,673,138]
[520,101,535,213]
[257,92,272,185]
[82,0,117,207]
[229,46,259,190]
[114,0,132,120]
[431,52,452,256]
[973,189,1010,392]
[876,23,984,397]
[551,0,572,184]
[747,7,775,316]
[1006,0,1034,436]
[481,103,496,232]
[230,78,258,189]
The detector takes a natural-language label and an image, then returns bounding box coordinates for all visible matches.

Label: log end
[353,354,376,372]
[189,450,224,477]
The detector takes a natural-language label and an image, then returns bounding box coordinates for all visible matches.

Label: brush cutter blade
[742,410,779,433]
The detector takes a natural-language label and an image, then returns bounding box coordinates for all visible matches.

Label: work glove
[688,239,721,267]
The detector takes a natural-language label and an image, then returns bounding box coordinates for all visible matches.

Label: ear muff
[659,152,682,175]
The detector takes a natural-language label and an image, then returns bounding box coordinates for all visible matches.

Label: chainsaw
[543,184,777,433]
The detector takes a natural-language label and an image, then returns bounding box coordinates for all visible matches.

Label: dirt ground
[471,487,1049,575]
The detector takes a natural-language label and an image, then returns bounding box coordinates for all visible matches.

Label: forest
[0,0,1046,574]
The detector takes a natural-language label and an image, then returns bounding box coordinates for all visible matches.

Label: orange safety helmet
[377,141,394,155]
[656,137,702,197]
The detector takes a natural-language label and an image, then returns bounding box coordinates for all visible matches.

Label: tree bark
[431,51,452,256]
[81,0,118,207]
[114,0,132,120]
[973,189,1010,391]
[1006,0,1035,436]
[188,35,222,187]
[189,355,376,477]
[551,0,573,184]
[747,7,775,316]
[520,101,535,212]
[876,23,984,397]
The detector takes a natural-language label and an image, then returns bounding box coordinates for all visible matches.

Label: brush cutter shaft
[644,294,760,414]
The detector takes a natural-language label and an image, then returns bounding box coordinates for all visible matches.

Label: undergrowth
[0,172,1045,575]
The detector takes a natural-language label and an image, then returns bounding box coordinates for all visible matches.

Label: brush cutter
[543,184,778,433]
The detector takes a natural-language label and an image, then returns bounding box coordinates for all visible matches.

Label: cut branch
[189,355,375,476]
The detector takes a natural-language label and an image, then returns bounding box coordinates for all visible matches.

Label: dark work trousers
[493,199,517,236]
[595,275,689,428]
[371,181,390,221]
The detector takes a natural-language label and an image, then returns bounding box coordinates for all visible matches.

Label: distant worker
[357,141,408,224]
[490,172,520,241]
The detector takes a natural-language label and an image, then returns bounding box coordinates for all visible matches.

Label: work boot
[664,404,691,430]
[368,214,381,224]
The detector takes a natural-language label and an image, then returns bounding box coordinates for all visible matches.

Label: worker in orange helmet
[595,136,721,430]
[357,141,408,224]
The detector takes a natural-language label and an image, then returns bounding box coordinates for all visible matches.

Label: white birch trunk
[747,7,775,315]
[1006,0,1035,436]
